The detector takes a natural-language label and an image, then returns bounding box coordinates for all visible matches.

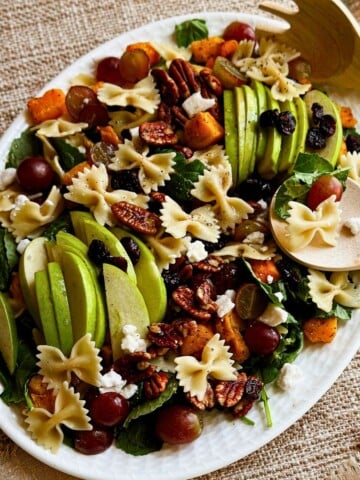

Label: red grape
[89,392,130,427]
[73,427,113,455]
[65,85,99,121]
[16,156,55,194]
[78,103,109,128]
[155,405,202,445]
[223,21,256,42]
[96,56,123,85]
[306,174,343,210]
[118,49,150,86]
[244,321,280,355]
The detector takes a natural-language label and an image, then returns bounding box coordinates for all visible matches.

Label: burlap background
[0,1,359,479]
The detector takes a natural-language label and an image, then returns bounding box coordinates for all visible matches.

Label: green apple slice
[103,262,150,360]
[303,89,343,166]
[257,87,282,179]
[112,227,167,324]
[277,99,299,174]
[243,84,258,176]
[60,250,98,345]
[252,79,268,163]
[70,211,137,284]
[18,236,48,328]
[293,96,309,163]
[235,86,247,183]
[0,292,18,374]
[35,269,60,349]
[223,89,239,186]
[47,262,73,356]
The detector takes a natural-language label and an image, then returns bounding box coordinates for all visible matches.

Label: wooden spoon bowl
[257,0,360,90]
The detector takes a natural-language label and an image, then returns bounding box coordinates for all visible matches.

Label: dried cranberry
[120,237,141,265]
[107,255,128,272]
[110,169,142,193]
[162,268,182,292]
[275,111,296,135]
[259,109,279,128]
[346,134,360,153]
[319,114,336,137]
[306,128,326,150]
[237,176,274,201]
[211,261,243,294]
[88,240,111,266]
[311,102,324,125]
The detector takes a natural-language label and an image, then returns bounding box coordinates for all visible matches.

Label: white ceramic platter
[0,11,359,480]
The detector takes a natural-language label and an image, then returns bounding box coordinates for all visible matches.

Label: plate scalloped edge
[0,11,359,480]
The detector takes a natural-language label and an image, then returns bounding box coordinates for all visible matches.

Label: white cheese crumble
[0,167,16,190]
[182,91,216,118]
[216,289,236,318]
[257,199,267,210]
[258,302,288,327]
[99,369,137,399]
[243,231,265,245]
[186,240,208,263]
[121,324,147,353]
[277,363,303,391]
[274,291,284,303]
[17,238,31,255]
[344,217,360,235]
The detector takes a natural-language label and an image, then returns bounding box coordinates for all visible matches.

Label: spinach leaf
[42,212,73,240]
[175,19,208,48]
[6,128,42,168]
[51,138,85,171]
[0,227,18,291]
[116,414,162,456]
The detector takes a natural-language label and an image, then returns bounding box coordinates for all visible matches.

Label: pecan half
[152,68,180,105]
[195,281,218,314]
[186,382,215,410]
[172,286,213,321]
[113,351,156,384]
[111,201,161,235]
[148,322,183,349]
[143,371,169,399]
[232,375,263,417]
[192,255,224,273]
[214,372,247,408]
[139,120,178,146]
[168,59,200,100]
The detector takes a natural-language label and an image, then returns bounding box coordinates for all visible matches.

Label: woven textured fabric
[0,1,359,479]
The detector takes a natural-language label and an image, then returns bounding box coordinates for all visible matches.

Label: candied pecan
[148,322,183,349]
[172,144,193,159]
[113,351,156,384]
[214,372,247,408]
[139,120,178,146]
[170,105,189,128]
[195,281,218,314]
[232,397,256,418]
[186,382,215,410]
[150,191,166,203]
[199,69,223,97]
[172,286,212,321]
[144,371,169,399]
[169,59,200,100]
[172,318,198,337]
[111,201,161,235]
[157,102,173,124]
[152,68,180,105]
[193,255,224,273]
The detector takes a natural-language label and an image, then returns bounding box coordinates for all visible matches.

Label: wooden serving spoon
[270,178,360,271]
[257,0,360,90]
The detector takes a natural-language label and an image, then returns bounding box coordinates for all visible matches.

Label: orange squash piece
[303,317,337,343]
[339,106,357,128]
[248,259,281,284]
[190,36,224,64]
[183,111,224,150]
[27,88,67,124]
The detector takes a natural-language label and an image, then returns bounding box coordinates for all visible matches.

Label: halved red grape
[155,405,202,445]
[74,427,113,455]
[89,392,130,427]
[96,56,122,85]
[118,49,150,85]
[223,21,256,42]
[16,156,55,194]
[244,321,280,355]
[306,174,343,210]
[65,85,99,121]
[78,103,109,128]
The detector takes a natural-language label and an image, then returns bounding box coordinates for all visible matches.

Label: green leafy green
[0,227,19,291]
[163,151,206,202]
[274,153,349,219]
[243,259,288,306]
[175,19,208,47]
[123,375,178,428]
[116,415,162,455]
[51,138,85,171]
[42,212,73,241]
[6,128,42,168]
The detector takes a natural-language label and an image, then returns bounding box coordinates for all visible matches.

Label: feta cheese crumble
[277,363,303,390]
[182,91,216,118]
[121,324,147,353]
[99,369,137,399]
[344,217,360,235]
[186,240,208,263]
[258,302,288,326]
[0,167,16,190]
[216,289,236,317]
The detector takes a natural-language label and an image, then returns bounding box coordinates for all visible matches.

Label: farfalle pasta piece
[152,41,191,64]
[145,231,191,271]
[286,196,341,251]
[37,334,102,391]
[213,241,275,260]
[25,381,91,453]
[270,75,311,102]
[231,39,256,63]
[97,76,160,113]
[36,134,65,177]
[64,163,148,226]
[175,334,237,401]
[34,118,88,137]
[308,269,360,312]
[191,165,254,232]
[7,186,64,241]
[339,151,360,183]
[191,144,229,169]
[109,109,154,135]
[109,139,175,194]
[160,195,220,242]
